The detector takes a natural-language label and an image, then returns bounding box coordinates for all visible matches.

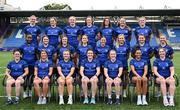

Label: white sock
[8,96,11,100]
[108,95,112,99]
[92,96,95,98]
[59,95,63,99]
[69,95,72,99]
[142,95,146,100]
[169,95,174,100]
[138,95,141,101]
[116,95,119,99]
[163,95,167,100]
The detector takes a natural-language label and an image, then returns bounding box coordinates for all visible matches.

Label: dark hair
[132,46,142,58]
[50,17,57,22]
[86,49,95,58]
[59,36,70,48]
[85,16,94,26]
[13,49,22,55]
[101,17,111,28]
[42,35,49,42]
[25,34,32,38]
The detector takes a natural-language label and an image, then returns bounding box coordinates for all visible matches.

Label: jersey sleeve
[96,59,100,67]
[7,62,11,70]
[130,59,134,66]
[104,61,108,68]
[153,59,158,67]
[49,61,53,67]
[35,61,38,68]
[23,61,28,69]
[169,60,174,67]
[37,26,41,35]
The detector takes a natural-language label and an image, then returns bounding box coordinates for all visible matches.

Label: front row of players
[5,46,176,106]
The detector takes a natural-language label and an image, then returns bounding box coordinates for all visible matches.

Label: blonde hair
[115,34,125,48]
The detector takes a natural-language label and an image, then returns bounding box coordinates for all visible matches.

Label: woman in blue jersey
[57,50,75,105]
[33,50,53,104]
[95,37,110,68]
[57,36,75,61]
[81,16,99,48]
[77,35,92,66]
[134,17,152,43]
[104,50,123,105]
[132,34,153,75]
[64,16,81,49]
[38,36,57,63]
[154,34,174,59]
[80,49,100,104]
[114,17,132,46]
[5,49,28,105]
[24,15,41,46]
[114,34,130,98]
[130,47,148,105]
[20,34,38,98]
[153,48,176,106]
[100,17,114,47]
[45,17,63,48]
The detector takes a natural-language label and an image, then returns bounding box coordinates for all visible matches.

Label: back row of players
[5,15,175,107]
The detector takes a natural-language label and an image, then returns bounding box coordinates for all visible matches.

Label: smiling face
[40,50,48,60]
[29,15,36,25]
[69,16,76,26]
[118,35,125,44]
[159,48,166,58]
[86,17,93,26]
[13,51,21,61]
[119,18,126,27]
[50,18,57,27]
[63,50,70,60]
[135,49,142,59]
[43,36,49,45]
[138,35,145,44]
[62,37,68,45]
[104,18,110,27]
[159,35,167,44]
[87,50,94,59]
[109,50,117,60]
[26,34,32,44]
[81,35,88,44]
[100,37,106,46]
[138,17,146,27]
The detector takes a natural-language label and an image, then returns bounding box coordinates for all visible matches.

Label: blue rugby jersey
[7,60,28,78]
[45,26,63,48]
[35,60,53,78]
[58,60,75,77]
[114,27,132,46]
[23,25,41,46]
[38,44,56,61]
[64,25,81,49]
[134,26,152,43]
[95,45,110,67]
[81,59,100,77]
[153,58,173,78]
[20,43,37,66]
[104,60,123,79]
[81,25,99,48]
[154,44,174,59]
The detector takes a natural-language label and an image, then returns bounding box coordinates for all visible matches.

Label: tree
[40,3,72,10]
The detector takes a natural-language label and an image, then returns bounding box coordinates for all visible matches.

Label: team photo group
[5,15,176,107]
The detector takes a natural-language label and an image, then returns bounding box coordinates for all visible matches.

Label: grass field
[0,51,179,110]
